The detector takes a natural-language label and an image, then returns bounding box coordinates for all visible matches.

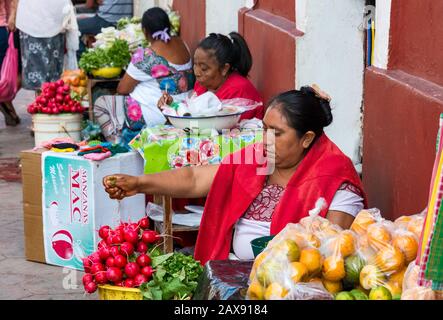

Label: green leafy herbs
[140,252,204,300]
[79,39,131,73]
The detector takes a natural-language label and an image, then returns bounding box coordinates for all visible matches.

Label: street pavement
[0,90,96,300]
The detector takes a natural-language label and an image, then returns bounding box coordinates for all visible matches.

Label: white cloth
[63,2,80,70]
[231,187,365,260]
[16,0,71,38]
[126,62,193,127]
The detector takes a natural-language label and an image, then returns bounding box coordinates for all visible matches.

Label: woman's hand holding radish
[103,174,139,200]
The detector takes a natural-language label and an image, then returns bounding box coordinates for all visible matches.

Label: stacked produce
[61,70,88,100]
[79,39,131,77]
[82,217,160,294]
[94,23,146,53]
[27,80,84,115]
[139,252,204,300]
[246,200,425,300]
[82,217,204,300]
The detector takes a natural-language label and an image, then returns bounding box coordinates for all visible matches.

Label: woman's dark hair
[142,7,171,38]
[197,32,252,77]
[269,86,333,139]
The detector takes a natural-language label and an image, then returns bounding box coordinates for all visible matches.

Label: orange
[337,231,356,258]
[273,239,300,262]
[394,216,412,229]
[305,233,321,248]
[389,267,406,286]
[322,279,343,294]
[264,282,288,300]
[289,262,309,283]
[359,265,385,290]
[392,234,418,263]
[299,248,323,275]
[385,280,402,297]
[367,224,392,250]
[247,280,265,300]
[289,231,320,249]
[351,210,377,235]
[250,251,268,281]
[322,256,346,281]
[375,246,405,273]
[407,218,424,239]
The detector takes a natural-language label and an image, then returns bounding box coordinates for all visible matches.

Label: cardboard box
[41,151,146,270]
[21,149,147,269]
[21,148,47,263]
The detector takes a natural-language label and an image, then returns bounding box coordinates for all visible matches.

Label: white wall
[373,0,392,69]
[205,0,249,35]
[296,0,366,164]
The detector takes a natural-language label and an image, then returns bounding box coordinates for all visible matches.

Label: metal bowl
[165,107,244,132]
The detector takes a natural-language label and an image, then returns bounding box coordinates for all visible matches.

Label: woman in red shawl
[158,32,263,120]
[103,86,367,265]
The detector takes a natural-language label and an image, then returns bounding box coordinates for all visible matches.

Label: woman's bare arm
[103,165,220,200]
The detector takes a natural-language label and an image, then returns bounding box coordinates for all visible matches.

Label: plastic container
[98,285,142,300]
[91,67,122,79]
[32,113,83,147]
[251,235,275,258]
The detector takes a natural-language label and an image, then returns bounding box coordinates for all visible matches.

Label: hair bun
[299,85,333,127]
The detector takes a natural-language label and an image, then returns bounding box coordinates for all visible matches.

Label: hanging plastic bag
[0,33,19,102]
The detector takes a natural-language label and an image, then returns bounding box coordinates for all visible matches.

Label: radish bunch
[82,217,161,294]
[27,80,84,115]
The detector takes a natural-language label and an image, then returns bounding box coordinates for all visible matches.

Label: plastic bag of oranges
[247,199,334,300]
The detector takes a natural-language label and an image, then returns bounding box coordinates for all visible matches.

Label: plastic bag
[401,261,436,300]
[247,202,426,300]
[246,199,334,300]
[0,33,19,102]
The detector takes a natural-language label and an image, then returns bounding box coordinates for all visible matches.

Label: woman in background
[159,32,264,120]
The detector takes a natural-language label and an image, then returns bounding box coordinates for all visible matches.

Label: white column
[205,0,249,35]
[372,0,392,69]
[295,0,366,164]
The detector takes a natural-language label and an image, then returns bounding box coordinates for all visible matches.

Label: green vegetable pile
[79,39,131,74]
[140,252,204,300]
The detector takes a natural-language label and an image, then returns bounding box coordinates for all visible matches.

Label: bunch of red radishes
[82,217,161,294]
[27,79,84,115]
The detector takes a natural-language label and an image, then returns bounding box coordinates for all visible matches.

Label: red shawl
[194,134,367,265]
[194,72,264,120]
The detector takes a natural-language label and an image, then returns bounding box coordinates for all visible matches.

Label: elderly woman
[94,7,194,144]
[103,86,366,264]
[159,32,264,120]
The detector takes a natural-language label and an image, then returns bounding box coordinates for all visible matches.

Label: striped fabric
[98,0,133,24]
[417,114,443,287]
[426,206,443,290]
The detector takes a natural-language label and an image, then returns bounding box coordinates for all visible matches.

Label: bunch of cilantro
[79,39,131,73]
[140,252,204,300]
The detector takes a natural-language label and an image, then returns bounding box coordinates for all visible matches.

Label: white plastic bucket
[32,113,83,147]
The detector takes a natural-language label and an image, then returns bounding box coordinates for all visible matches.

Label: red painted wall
[363,67,443,220]
[389,0,443,87]
[172,0,206,55]
[256,0,295,22]
[239,4,300,105]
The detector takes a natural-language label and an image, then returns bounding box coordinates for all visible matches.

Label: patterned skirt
[19,31,65,90]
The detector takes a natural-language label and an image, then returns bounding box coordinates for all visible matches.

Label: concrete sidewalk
[0,90,95,300]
